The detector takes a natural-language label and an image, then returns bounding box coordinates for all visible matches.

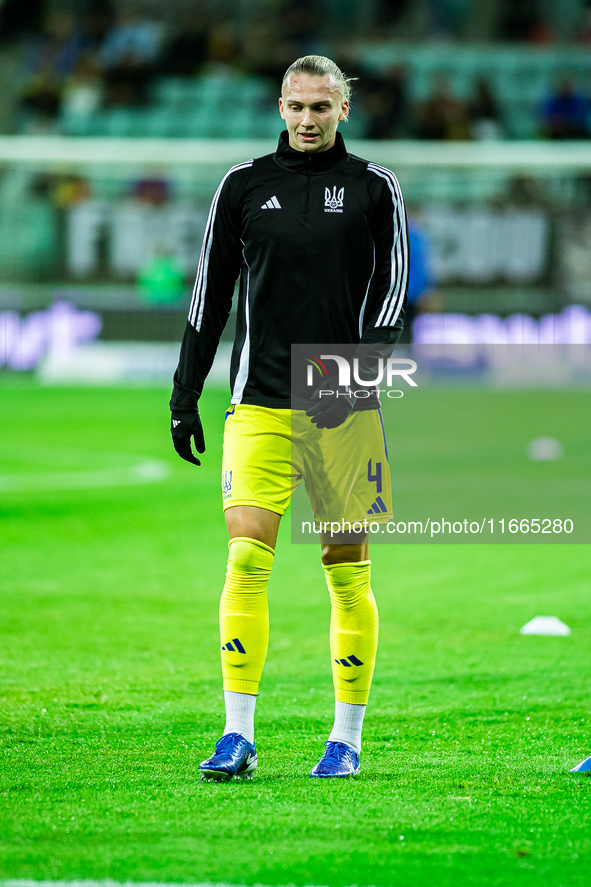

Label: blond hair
[282,55,356,101]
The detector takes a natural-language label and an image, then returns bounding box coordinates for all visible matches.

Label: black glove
[171,409,205,466]
[306,375,356,429]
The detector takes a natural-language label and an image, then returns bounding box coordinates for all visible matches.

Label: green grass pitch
[1,379,590,887]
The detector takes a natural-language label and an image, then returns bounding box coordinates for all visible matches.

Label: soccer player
[170,55,408,780]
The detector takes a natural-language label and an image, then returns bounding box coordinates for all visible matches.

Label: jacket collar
[274,130,349,173]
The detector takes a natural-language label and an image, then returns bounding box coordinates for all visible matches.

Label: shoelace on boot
[321,740,351,763]
[214,732,245,754]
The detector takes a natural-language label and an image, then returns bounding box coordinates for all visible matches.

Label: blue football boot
[310,740,360,778]
[199,732,257,782]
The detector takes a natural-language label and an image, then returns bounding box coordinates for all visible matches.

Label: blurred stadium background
[2,4,591,883]
[2,0,591,381]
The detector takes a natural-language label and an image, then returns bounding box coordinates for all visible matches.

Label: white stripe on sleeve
[367,163,408,329]
[188,160,253,331]
[231,248,251,404]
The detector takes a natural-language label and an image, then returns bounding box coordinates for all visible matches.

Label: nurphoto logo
[306,353,418,398]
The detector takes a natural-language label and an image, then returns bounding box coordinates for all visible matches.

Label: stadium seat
[150,77,196,105]
[99,109,140,138]
[198,74,238,106]
[140,108,180,138]
[183,108,217,138]
[60,111,98,137]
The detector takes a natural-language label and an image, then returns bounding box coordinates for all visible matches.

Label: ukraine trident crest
[324,186,344,212]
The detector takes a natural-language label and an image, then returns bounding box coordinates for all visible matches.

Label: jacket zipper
[304,156,311,212]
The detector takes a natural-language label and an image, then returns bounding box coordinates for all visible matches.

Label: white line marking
[0,460,170,492]
[2,883,239,887]
[2,882,323,887]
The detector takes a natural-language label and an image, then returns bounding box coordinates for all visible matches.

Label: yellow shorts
[221,404,392,524]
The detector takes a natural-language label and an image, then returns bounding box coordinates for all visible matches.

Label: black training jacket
[171,130,409,411]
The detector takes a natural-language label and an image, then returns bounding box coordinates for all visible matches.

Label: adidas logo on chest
[261,195,281,209]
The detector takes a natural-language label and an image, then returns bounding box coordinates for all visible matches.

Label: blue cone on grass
[570,755,591,772]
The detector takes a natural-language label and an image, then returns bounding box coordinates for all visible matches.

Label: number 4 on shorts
[368,459,382,494]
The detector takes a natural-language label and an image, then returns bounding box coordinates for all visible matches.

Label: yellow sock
[220,536,274,695]
[324,560,378,705]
